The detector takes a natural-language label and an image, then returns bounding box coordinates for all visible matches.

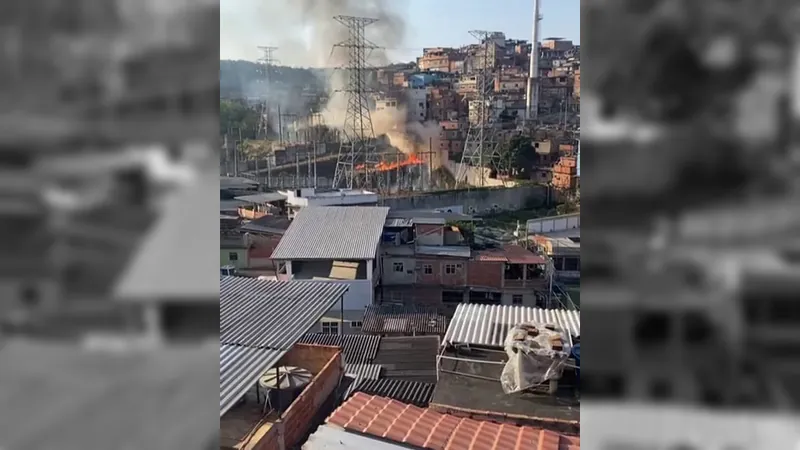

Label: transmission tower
[257,46,279,139]
[457,31,502,187]
[331,15,381,190]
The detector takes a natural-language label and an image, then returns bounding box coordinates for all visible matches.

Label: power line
[457,30,503,188]
[256,46,279,139]
[331,15,382,191]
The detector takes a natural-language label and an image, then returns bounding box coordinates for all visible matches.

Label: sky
[220,0,580,65]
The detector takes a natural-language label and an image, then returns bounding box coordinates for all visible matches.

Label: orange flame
[356,153,425,172]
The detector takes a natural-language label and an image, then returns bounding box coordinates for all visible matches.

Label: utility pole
[257,46,279,139]
[307,151,312,187]
[457,30,502,188]
[277,104,283,145]
[331,15,382,190]
[295,153,300,188]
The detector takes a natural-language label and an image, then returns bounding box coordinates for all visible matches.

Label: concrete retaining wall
[381,185,549,214]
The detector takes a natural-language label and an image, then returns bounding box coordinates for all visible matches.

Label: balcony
[502,263,548,289]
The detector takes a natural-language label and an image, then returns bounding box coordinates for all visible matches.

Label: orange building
[552,155,578,190]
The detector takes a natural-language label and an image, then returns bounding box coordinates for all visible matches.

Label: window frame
[321,321,339,335]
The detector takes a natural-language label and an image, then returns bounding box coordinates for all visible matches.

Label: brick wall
[415,258,441,285]
[415,224,444,246]
[466,261,503,289]
[438,260,467,287]
[277,345,343,449]
[250,424,281,450]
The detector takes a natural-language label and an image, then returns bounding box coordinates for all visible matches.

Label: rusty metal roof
[363,304,449,335]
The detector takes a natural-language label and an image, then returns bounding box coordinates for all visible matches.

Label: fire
[356,153,425,172]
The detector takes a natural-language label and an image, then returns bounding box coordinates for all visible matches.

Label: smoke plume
[222,0,408,131]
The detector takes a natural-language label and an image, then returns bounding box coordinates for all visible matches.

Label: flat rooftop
[431,348,579,432]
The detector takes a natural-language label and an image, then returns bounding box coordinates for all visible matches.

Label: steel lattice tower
[257,46,278,139]
[331,15,381,190]
[457,30,502,187]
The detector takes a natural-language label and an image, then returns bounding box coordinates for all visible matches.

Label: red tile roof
[327,393,579,450]
[502,245,547,264]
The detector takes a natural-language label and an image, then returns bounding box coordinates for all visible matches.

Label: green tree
[220,99,260,137]
[498,134,536,178]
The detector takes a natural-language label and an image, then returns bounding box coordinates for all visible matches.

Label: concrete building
[533,234,580,284]
[278,188,378,218]
[437,119,466,155]
[375,97,400,113]
[541,38,574,52]
[380,212,550,312]
[406,87,429,122]
[428,87,462,122]
[495,74,528,93]
[407,73,437,89]
[417,47,461,73]
[271,206,390,327]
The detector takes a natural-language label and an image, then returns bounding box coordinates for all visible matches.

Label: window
[350,321,363,328]
[390,291,403,302]
[321,321,339,334]
[423,264,433,274]
[512,295,523,305]
[228,252,238,261]
[393,262,404,272]
[444,263,461,275]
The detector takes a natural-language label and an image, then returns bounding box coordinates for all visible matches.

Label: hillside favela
[219,1,581,449]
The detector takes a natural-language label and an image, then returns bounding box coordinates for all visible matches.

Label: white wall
[527,213,580,234]
[328,280,374,310]
[382,257,416,285]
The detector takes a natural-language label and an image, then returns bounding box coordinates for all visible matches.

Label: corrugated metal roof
[372,336,439,383]
[220,344,283,416]
[385,218,412,227]
[343,363,384,400]
[443,304,580,348]
[220,277,349,349]
[353,379,436,407]
[363,305,449,335]
[271,206,390,260]
[234,192,287,204]
[415,245,471,258]
[345,363,383,381]
[297,333,382,364]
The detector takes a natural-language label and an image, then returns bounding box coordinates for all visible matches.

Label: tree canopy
[220,99,260,138]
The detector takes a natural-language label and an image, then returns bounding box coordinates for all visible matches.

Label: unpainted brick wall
[277,345,343,448]
[467,261,504,289]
